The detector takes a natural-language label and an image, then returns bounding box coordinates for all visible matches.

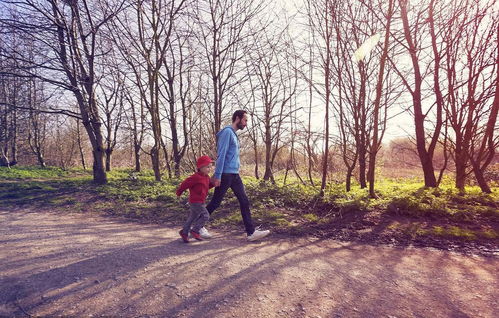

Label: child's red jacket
[176,172,214,203]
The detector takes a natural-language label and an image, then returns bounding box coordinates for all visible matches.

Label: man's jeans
[206,173,255,235]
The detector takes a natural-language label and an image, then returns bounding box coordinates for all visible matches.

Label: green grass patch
[389,221,498,241]
[385,185,498,220]
[210,210,243,226]
[303,213,319,222]
[429,225,477,240]
[1,167,497,241]
[0,166,71,180]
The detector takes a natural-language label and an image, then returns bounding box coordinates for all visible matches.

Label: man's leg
[206,173,233,215]
[230,174,255,236]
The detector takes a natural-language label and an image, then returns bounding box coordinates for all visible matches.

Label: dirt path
[0,207,497,318]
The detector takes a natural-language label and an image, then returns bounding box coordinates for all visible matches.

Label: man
[199,110,270,241]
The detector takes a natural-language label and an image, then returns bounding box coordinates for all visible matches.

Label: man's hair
[232,110,247,122]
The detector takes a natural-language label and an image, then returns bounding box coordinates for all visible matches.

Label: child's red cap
[197,155,214,168]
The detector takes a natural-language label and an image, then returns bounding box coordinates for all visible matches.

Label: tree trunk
[454,136,467,191]
[150,100,162,181]
[320,27,331,197]
[76,120,86,170]
[134,144,141,172]
[161,138,172,179]
[357,62,368,189]
[345,168,354,192]
[10,106,17,165]
[263,120,273,181]
[105,148,112,172]
[307,15,315,187]
[253,143,260,179]
[151,145,161,181]
[471,161,491,193]
[358,146,367,188]
[81,116,107,184]
[368,0,394,198]
[92,148,107,184]
[0,146,10,168]
[37,153,46,168]
[400,0,438,187]
[83,113,107,184]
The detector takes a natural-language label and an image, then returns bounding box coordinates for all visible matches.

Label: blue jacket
[214,126,240,179]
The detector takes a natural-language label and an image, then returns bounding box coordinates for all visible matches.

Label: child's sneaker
[179,230,189,243]
[190,230,204,241]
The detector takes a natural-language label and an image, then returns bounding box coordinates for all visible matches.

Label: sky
[276,0,417,145]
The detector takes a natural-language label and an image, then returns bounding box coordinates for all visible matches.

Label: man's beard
[237,122,245,130]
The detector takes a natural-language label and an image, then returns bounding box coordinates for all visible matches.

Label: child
[176,155,215,243]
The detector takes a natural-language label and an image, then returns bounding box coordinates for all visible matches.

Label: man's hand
[211,176,221,187]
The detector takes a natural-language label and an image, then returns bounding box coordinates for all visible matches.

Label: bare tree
[111,0,187,181]
[365,0,396,197]
[247,23,298,182]
[122,87,145,172]
[194,0,265,139]
[76,118,86,169]
[440,0,498,192]
[159,19,196,177]
[307,0,337,196]
[97,69,125,172]
[1,0,129,183]
[27,77,48,168]
[330,1,377,191]
[396,0,443,187]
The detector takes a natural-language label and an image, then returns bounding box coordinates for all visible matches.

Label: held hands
[210,176,221,187]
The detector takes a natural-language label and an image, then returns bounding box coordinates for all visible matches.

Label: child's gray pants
[182,203,209,234]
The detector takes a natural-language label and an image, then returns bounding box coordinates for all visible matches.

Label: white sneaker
[247,229,270,242]
[199,227,213,239]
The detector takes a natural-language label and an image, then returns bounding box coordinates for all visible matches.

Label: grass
[387,221,499,240]
[1,166,497,243]
[0,166,70,180]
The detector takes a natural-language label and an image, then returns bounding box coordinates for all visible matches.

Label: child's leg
[191,205,210,233]
[182,203,202,235]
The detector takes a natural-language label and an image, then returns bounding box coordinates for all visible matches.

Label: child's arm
[176,175,195,196]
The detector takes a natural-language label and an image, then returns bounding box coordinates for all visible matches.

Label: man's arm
[214,129,231,180]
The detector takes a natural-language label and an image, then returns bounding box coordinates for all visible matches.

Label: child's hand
[211,176,221,187]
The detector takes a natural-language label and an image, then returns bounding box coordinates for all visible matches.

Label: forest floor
[0,206,498,318]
